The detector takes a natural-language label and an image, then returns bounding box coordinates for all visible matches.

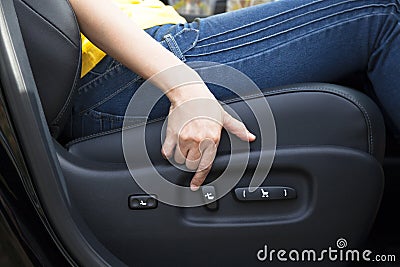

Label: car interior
[0,0,399,266]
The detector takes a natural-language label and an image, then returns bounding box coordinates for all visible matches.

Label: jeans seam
[197,0,325,43]
[186,12,393,59]
[85,109,145,122]
[77,62,123,93]
[181,29,200,54]
[197,0,398,44]
[163,28,200,60]
[195,1,394,49]
[89,58,117,76]
[164,33,185,61]
[369,7,400,68]
[79,74,142,115]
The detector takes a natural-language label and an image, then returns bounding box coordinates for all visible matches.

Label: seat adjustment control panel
[234,186,296,201]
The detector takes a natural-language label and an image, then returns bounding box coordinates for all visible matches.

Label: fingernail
[248,132,256,140]
[190,184,200,191]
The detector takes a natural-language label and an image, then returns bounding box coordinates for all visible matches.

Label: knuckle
[211,135,220,143]
[193,136,204,144]
[179,133,191,142]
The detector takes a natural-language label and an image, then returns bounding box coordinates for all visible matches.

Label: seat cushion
[66,83,386,163]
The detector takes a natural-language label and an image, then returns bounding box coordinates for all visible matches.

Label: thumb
[223,112,256,142]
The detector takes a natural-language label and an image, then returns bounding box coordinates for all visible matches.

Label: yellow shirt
[80,0,187,77]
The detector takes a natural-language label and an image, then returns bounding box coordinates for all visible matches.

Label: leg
[181,0,400,136]
[69,0,400,141]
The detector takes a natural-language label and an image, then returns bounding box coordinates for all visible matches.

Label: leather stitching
[49,0,82,133]
[19,0,79,48]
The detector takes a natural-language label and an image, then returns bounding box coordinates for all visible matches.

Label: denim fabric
[68,0,400,141]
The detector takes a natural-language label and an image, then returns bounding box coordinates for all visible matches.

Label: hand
[161,84,256,191]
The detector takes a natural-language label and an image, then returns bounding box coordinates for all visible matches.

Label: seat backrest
[13,0,81,138]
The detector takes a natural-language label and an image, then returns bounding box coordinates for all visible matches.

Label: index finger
[189,145,217,191]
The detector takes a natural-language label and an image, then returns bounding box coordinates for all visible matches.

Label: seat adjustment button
[129,195,158,209]
[202,185,218,211]
[234,187,296,201]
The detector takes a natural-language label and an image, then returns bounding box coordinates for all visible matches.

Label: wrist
[167,83,216,106]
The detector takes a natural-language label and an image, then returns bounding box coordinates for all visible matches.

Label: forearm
[69,0,213,102]
[69,0,255,189]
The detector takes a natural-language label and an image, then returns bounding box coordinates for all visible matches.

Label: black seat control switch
[234,186,296,201]
[201,185,218,211]
[129,195,158,209]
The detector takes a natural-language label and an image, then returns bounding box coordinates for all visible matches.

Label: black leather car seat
[13,0,386,161]
[13,0,386,266]
[13,0,81,138]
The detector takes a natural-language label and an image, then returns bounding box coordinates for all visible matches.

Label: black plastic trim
[0,0,124,266]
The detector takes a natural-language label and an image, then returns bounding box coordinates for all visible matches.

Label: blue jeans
[68,0,400,141]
